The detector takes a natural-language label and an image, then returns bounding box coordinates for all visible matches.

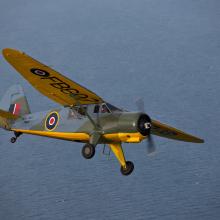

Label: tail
[0,85,31,128]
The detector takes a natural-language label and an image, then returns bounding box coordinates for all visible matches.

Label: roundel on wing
[45,112,59,131]
[30,68,50,77]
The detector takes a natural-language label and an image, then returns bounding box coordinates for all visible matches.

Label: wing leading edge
[2,48,103,106]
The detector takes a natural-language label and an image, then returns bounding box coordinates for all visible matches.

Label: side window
[78,106,87,116]
[94,105,100,113]
[68,109,77,119]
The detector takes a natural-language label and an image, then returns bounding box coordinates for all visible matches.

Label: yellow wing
[2,48,103,106]
[151,119,204,143]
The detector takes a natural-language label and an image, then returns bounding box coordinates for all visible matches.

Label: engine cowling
[117,112,151,136]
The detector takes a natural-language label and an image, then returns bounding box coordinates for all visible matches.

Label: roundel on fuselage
[45,111,59,131]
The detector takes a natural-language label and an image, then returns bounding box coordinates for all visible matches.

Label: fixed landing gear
[82,142,134,175]
[120,161,134,176]
[108,143,134,176]
[10,132,22,143]
[10,137,17,143]
[82,143,96,159]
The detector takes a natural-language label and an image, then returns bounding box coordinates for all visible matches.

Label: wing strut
[72,96,102,145]
[72,95,101,131]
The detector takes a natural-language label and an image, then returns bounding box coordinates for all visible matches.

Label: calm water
[0,0,220,219]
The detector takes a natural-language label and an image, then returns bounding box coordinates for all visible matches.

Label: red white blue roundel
[45,112,59,131]
[30,68,50,77]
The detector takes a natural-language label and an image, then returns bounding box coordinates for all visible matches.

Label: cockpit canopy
[94,103,122,114]
[72,102,122,117]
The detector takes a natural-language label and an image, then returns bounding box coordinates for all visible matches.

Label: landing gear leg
[108,143,135,176]
[10,132,22,143]
[81,132,101,159]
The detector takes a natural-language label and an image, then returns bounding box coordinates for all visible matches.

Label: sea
[0,0,219,219]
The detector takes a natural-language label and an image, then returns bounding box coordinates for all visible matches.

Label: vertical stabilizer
[0,84,31,117]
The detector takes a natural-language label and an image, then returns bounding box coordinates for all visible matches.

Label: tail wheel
[10,137,17,143]
[82,144,95,159]
[10,132,22,144]
[120,161,134,176]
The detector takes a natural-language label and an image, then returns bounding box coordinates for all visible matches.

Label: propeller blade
[146,134,156,154]
[136,98,145,112]
[135,98,156,155]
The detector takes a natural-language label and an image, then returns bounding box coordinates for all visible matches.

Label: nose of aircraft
[137,114,152,136]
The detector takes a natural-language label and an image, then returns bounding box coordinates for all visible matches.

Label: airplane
[0,48,204,176]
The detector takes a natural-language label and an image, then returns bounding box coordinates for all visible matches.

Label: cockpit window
[106,103,122,112]
[94,105,100,113]
[101,104,110,113]
[73,105,87,116]
[93,103,122,114]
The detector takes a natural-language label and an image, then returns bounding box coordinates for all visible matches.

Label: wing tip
[195,138,205,143]
[189,136,204,143]
[2,48,23,58]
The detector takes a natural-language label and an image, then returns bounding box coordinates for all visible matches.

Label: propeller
[147,133,156,154]
[135,98,156,155]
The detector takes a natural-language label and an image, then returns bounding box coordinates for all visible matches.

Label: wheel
[120,161,134,176]
[82,144,95,159]
[10,137,16,143]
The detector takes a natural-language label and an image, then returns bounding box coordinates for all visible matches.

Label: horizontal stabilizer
[0,109,19,120]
